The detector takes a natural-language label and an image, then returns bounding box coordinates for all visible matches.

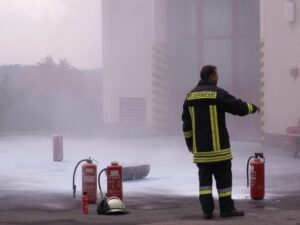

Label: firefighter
[181,65,260,219]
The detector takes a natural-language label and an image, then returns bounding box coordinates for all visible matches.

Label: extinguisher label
[110,170,119,176]
[85,168,95,174]
[83,175,95,183]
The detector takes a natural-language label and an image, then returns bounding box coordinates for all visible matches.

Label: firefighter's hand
[252,104,260,113]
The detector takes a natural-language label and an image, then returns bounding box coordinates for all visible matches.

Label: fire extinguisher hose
[98,168,107,200]
[72,158,91,198]
[246,156,255,187]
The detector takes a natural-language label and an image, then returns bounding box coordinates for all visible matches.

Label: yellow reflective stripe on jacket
[209,105,220,152]
[194,154,232,162]
[184,130,193,138]
[187,91,217,100]
[194,156,232,163]
[188,106,197,152]
[247,102,253,113]
[194,149,231,157]
[209,106,217,151]
[213,106,221,151]
[193,150,232,163]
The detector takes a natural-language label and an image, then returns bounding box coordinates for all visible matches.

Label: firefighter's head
[200,65,218,86]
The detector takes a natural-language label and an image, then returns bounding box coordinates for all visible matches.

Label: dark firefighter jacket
[182,80,258,163]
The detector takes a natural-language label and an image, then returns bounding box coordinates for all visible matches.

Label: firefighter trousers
[197,160,235,213]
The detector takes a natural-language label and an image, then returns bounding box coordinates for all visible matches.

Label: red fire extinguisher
[247,153,265,200]
[98,161,123,200]
[82,192,89,214]
[97,161,129,215]
[73,157,98,203]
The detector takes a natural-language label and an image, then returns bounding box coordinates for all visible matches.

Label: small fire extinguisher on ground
[73,157,98,204]
[82,192,89,214]
[247,153,266,200]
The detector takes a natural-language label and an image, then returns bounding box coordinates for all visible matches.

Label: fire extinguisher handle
[73,185,76,198]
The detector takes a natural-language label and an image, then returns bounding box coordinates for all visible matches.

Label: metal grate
[119,98,146,124]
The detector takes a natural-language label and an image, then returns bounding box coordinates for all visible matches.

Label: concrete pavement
[0,191,300,225]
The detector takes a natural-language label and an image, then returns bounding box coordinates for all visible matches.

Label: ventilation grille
[119,98,146,124]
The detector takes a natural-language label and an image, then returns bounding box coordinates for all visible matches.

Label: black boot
[203,211,213,219]
[220,209,245,218]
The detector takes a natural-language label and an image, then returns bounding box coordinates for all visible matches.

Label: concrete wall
[263,0,300,134]
[102,0,260,136]
[102,0,153,124]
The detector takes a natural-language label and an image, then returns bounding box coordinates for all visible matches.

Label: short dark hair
[200,65,217,80]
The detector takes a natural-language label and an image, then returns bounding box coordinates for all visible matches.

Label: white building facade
[102,0,260,136]
[262,0,300,138]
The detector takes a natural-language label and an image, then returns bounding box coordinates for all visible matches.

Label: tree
[59,58,72,69]
[38,55,57,68]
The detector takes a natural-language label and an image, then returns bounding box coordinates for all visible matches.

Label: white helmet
[97,196,129,215]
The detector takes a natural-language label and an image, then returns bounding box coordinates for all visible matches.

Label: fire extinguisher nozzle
[73,185,76,198]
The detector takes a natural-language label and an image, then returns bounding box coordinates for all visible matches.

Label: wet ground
[0,190,300,225]
[1,135,300,224]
